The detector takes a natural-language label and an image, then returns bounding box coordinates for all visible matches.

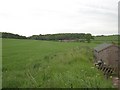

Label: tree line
[1,32,94,43]
[29,33,94,42]
[1,32,27,39]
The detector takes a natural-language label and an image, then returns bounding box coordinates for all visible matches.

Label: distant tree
[91,36,94,40]
[1,32,27,39]
[101,35,104,36]
[85,33,92,43]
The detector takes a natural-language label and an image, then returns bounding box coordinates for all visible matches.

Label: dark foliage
[29,33,94,42]
[1,32,27,39]
[1,32,94,42]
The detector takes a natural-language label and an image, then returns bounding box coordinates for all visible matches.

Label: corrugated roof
[94,43,113,52]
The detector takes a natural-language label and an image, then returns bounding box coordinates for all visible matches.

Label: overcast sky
[0,0,119,36]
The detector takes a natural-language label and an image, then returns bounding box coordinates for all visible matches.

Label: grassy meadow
[2,37,118,88]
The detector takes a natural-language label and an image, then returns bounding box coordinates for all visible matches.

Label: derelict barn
[94,43,120,77]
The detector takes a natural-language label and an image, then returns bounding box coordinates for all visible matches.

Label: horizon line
[1,32,119,37]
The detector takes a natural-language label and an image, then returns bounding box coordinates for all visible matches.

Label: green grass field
[2,39,116,88]
[94,35,118,41]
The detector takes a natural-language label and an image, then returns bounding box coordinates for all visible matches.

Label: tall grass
[25,47,113,88]
[2,39,114,88]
